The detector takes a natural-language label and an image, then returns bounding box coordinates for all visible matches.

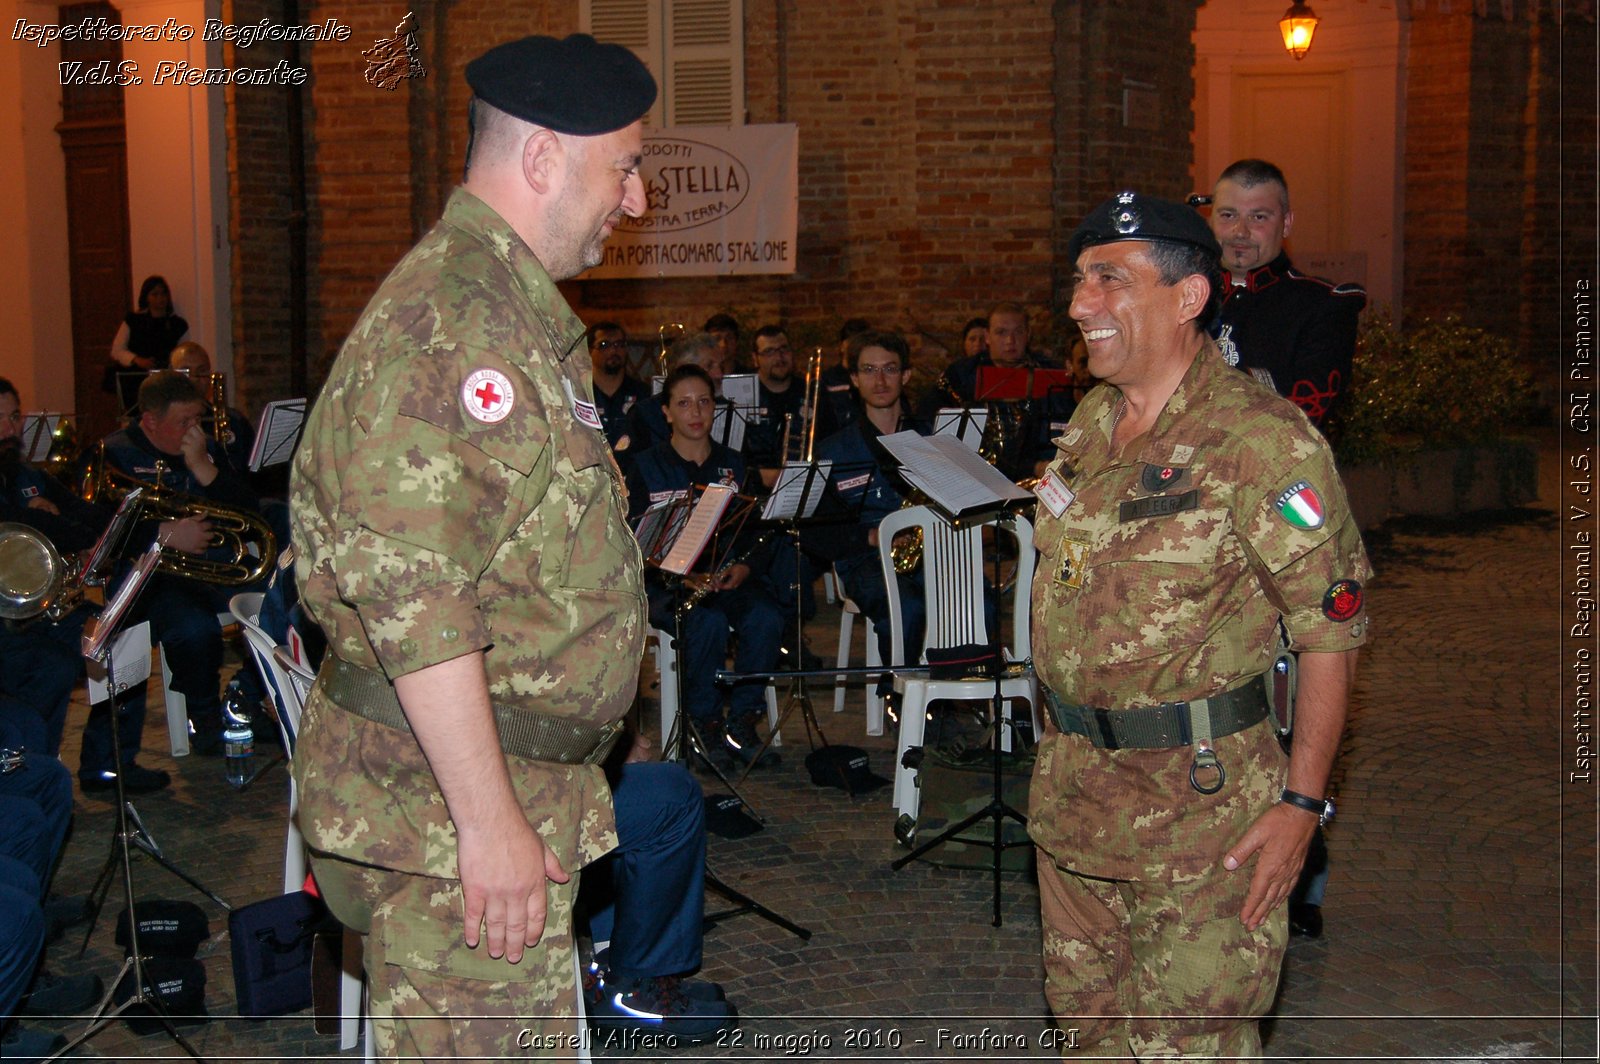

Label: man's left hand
[1222,802,1319,930]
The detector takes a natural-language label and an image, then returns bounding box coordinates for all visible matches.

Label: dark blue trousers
[0,620,82,758]
[0,856,44,1019]
[651,581,783,727]
[583,762,706,980]
[835,552,927,685]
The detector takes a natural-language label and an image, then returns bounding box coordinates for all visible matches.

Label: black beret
[466,34,656,136]
[1068,190,1222,264]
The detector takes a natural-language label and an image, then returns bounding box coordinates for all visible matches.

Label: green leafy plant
[1331,312,1537,466]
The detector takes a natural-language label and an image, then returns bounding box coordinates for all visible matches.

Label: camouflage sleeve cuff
[1283,602,1371,654]
[355,581,492,680]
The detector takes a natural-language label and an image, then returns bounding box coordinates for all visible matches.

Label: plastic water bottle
[222,681,255,789]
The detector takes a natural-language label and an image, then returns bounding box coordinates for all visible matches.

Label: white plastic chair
[830,566,885,735]
[156,610,237,756]
[877,506,1040,826]
[262,645,372,1063]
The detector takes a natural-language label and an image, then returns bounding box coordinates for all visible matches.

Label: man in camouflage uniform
[289,35,655,1060]
[1028,192,1371,1057]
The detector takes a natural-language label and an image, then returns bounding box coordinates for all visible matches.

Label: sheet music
[20,414,62,462]
[761,460,834,521]
[932,407,987,452]
[633,493,690,563]
[85,620,153,699]
[660,483,736,575]
[713,374,758,451]
[249,398,307,471]
[720,373,758,410]
[879,431,1033,518]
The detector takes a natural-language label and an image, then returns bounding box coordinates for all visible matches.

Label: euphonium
[80,443,277,586]
[890,489,928,575]
[0,523,81,622]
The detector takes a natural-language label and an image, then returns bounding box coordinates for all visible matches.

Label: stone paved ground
[22,429,1597,1061]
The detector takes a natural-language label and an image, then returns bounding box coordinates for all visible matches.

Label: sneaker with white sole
[588,973,737,1044]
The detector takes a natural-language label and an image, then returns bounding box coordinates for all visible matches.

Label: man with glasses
[743,324,806,480]
[587,322,649,462]
[813,330,928,676]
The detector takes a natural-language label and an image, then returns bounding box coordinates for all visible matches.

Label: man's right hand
[456,818,569,963]
[158,516,213,554]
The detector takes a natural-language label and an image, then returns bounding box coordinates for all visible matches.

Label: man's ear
[1175,273,1210,327]
[1282,208,1295,242]
[522,128,563,195]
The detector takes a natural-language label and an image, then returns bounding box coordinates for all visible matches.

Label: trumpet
[0,523,82,622]
[80,443,277,586]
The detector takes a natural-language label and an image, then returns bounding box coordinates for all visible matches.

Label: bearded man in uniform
[290,35,668,1060]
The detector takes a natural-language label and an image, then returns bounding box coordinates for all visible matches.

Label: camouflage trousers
[1037,855,1287,1060]
[312,852,584,1062]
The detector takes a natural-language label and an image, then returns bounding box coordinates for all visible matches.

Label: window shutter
[581,0,744,127]
[665,0,743,126]
[581,0,665,126]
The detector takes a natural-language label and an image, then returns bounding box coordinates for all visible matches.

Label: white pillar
[0,0,74,411]
[111,0,233,389]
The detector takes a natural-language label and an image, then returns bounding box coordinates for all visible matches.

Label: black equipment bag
[229,890,339,1018]
[113,956,209,1035]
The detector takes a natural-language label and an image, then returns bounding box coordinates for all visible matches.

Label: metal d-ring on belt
[318,657,624,766]
[1041,675,1270,795]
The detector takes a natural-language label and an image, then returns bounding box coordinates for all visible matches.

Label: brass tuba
[80,443,277,586]
[0,523,80,621]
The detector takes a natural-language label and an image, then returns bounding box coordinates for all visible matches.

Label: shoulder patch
[1322,579,1363,621]
[1275,480,1325,530]
[461,367,514,424]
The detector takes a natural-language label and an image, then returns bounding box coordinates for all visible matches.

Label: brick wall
[225,0,1592,404]
[223,0,295,416]
[1402,4,1596,373]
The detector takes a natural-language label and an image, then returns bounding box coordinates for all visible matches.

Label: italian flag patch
[1275,480,1325,530]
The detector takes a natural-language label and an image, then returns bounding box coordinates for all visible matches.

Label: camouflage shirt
[289,188,646,879]
[1028,340,1371,882]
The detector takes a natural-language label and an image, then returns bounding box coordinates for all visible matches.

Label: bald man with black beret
[290,34,660,1059]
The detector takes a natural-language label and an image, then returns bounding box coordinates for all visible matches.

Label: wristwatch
[1280,788,1334,826]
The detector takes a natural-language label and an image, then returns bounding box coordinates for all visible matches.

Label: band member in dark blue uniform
[814,330,928,677]
[588,322,651,466]
[1210,158,1366,430]
[625,365,783,769]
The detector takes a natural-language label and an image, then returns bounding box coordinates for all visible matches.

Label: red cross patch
[461,368,514,424]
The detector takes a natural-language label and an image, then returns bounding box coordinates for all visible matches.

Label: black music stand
[734,457,866,790]
[51,542,212,1063]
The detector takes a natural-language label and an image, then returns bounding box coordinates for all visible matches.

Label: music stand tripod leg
[56,616,211,1063]
[703,869,811,941]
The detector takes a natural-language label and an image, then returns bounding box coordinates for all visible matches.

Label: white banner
[583,123,799,279]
